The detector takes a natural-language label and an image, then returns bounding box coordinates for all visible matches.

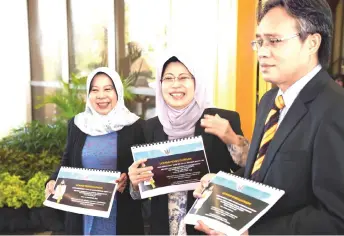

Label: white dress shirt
[277,64,322,126]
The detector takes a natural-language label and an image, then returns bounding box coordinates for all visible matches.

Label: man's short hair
[258,0,333,68]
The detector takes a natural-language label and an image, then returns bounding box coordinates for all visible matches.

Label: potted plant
[0,172,64,233]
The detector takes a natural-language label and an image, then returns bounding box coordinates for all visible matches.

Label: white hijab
[74,67,139,136]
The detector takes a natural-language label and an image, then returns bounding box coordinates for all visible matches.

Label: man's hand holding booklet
[185,171,285,235]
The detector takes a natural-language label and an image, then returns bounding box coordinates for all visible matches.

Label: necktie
[251,95,285,180]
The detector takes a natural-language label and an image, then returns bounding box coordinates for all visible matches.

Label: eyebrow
[163,72,191,76]
[91,85,114,89]
[255,33,282,38]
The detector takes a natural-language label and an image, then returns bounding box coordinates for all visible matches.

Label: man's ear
[307,33,322,56]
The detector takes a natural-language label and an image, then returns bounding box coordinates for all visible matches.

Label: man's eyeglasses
[251,33,301,51]
[161,73,194,84]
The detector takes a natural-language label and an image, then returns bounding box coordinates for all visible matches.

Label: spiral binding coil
[131,135,203,149]
[220,171,282,191]
[61,166,120,174]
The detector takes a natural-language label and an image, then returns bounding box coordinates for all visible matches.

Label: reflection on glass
[123,0,170,119]
[28,0,66,122]
[69,0,113,77]
[125,0,171,79]
[32,86,59,123]
[30,0,65,81]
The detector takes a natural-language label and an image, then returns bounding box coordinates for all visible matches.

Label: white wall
[0,1,31,138]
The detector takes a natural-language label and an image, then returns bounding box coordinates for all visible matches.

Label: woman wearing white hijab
[45,67,145,235]
[128,53,249,235]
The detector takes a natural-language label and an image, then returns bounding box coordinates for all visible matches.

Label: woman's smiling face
[161,61,195,110]
[89,73,118,115]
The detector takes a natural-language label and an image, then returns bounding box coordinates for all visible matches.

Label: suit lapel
[244,92,276,178]
[250,68,330,182]
[73,127,87,168]
[257,98,307,181]
[151,121,169,220]
[154,122,168,142]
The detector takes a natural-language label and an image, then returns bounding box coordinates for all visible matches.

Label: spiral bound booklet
[184,171,285,235]
[44,166,120,218]
[131,135,210,198]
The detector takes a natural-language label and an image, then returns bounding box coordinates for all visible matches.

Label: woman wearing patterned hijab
[45,67,145,235]
[128,52,249,235]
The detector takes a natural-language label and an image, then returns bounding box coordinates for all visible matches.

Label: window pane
[69,0,114,76]
[28,0,67,122]
[28,0,66,82]
[31,86,59,123]
[122,0,170,119]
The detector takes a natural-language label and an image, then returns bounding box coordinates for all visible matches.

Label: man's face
[256,7,310,91]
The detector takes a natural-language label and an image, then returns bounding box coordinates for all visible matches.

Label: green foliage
[0,173,26,209]
[35,74,87,120]
[23,172,49,208]
[0,172,50,208]
[121,74,137,102]
[0,148,60,181]
[0,120,63,182]
[0,119,67,156]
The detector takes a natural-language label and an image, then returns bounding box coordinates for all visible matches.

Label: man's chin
[262,76,277,84]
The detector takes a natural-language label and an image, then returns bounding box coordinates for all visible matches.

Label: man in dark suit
[195,0,344,234]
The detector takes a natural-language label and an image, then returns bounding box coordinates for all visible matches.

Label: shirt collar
[277,64,322,109]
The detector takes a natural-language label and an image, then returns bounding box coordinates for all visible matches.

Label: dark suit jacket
[244,69,344,234]
[144,108,243,235]
[48,118,145,235]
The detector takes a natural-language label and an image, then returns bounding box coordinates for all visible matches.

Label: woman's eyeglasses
[161,73,194,84]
